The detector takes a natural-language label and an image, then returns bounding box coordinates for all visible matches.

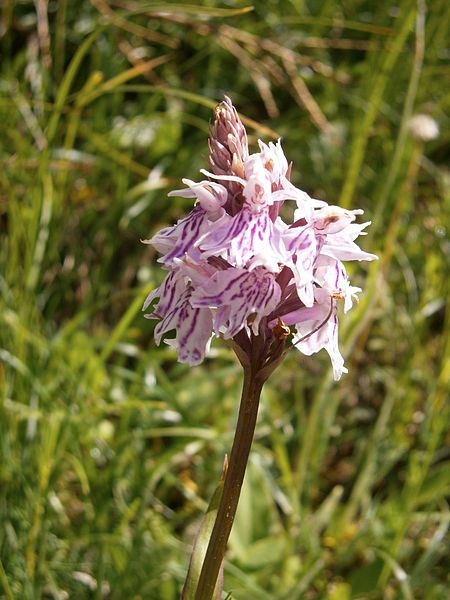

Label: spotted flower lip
[195,203,288,269]
[144,206,228,266]
[190,266,281,338]
[154,287,214,366]
[143,97,377,378]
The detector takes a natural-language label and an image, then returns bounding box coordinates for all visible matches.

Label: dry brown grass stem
[281,54,333,134]
[118,40,164,85]
[34,0,52,69]
[218,35,279,118]
[90,0,179,48]
[219,24,349,83]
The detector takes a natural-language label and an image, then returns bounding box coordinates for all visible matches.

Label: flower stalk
[194,364,264,599]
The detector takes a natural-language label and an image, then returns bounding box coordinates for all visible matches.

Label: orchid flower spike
[143,97,377,380]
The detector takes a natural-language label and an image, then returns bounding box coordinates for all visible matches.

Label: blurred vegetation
[1,0,449,598]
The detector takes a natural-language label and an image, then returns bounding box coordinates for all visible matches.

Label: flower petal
[197,206,287,269]
[143,269,185,315]
[292,290,347,380]
[191,266,281,338]
[153,288,214,366]
[283,224,320,306]
[149,207,229,266]
[169,179,228,216]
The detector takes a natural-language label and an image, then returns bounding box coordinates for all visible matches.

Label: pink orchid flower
[143,97,376,379]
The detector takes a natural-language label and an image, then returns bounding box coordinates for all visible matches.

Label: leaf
[100,282,155,361]
[47,27,105,143]
[124,4,254,19]
[349,558,383,596]
[414,462,450,506]
[181,459,227,600]
[229,457,279,558]
[78,55,173,106]
[237,536,286,569]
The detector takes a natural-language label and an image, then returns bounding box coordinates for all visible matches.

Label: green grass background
[1,1,449,598]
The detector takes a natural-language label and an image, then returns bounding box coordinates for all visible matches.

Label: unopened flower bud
[209,96,249,181]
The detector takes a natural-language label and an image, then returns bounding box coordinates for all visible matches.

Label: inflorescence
[143,97,376,380]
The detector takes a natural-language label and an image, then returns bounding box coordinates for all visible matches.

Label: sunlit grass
[1,1,449,598]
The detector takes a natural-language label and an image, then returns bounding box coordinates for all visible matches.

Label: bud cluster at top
[143,96,376,380]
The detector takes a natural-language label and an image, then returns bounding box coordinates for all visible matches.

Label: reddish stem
[194,366,264,600]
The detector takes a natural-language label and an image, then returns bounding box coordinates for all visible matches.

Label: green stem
[194,366,264,600]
